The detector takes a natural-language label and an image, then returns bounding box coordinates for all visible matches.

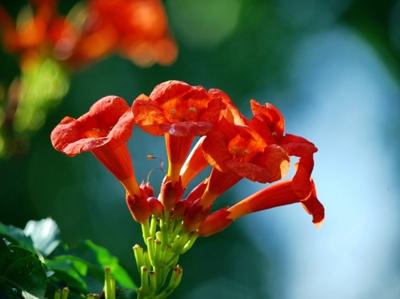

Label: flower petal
[250,99,285,136]
[227,145,290,183]
[134,81,225,137]
[292,156,314,198]
[149,80,192,103]
[301,181,325,225]
[132,94,166,135]
[280,134,318,157]
[167,121,213,136]
[202,130,231,172]
[51,96,133,156]
[208,88,246,125]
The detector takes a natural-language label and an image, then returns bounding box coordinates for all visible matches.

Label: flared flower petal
[51,96,133,154]
[133,80,224,136]
[301,181,324,225]
[280,134,317,157]
[280,135,317,198]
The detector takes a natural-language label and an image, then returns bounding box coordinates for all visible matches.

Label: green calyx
[135,214,197,299]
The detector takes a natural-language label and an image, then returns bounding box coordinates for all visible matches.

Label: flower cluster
[0,0,177,68]
[51,80,324,237]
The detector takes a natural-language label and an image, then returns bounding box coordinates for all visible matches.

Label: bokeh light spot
[167,0,242,49]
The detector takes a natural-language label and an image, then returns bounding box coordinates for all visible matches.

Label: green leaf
[0,222,34,251]
[77,240,137,290]
[46,255,88,291]
[0,238,47,298]
[22,290,41,299]
[24,218,60,256]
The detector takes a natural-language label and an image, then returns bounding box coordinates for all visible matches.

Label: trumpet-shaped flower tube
[51,96,140,198]
[228,179,324,224]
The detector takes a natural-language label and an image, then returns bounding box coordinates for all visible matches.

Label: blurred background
[1,0,400,298]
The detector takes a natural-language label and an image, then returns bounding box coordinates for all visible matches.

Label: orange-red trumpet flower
[50,96,140,197]
[133,80,225,185]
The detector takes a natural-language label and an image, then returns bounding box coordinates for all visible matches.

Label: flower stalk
[104,267,116,299]
[53,287,70,299]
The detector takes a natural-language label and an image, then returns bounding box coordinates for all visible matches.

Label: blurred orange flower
[0,0,178,68]
[70,0,178,67]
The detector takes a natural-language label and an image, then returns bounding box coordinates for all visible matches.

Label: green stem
[104,267,116,299]
[61,288,69,299]
[154,265,183,299]
[54,290,61,299]
[133,244,145,271]
[142,220,150,244]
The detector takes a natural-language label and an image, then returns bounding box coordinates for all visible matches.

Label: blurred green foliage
[15,58,69,134]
